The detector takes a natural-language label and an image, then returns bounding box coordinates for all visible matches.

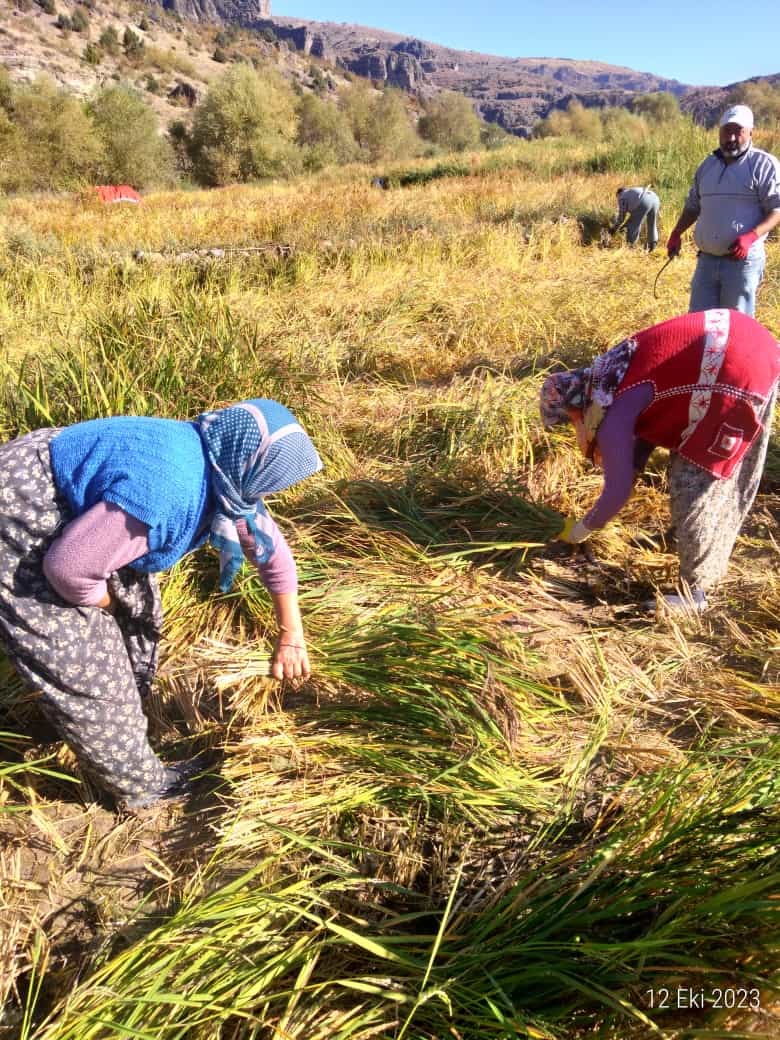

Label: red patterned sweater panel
[617,310,779,478]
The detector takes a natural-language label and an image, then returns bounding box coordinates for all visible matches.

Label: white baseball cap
[719,104,754,129]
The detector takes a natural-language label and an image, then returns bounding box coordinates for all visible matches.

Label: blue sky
[272,1,778,87]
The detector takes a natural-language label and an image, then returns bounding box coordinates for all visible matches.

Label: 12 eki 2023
[644,986,763,1011]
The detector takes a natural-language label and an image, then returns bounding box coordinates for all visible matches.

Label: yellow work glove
[556,517,593,544]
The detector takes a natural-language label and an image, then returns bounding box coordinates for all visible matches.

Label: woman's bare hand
[271,637,310,681]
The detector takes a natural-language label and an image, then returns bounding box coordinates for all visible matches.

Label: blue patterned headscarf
[197,399,322,591]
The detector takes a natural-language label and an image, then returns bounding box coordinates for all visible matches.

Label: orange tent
[94,185,141,204]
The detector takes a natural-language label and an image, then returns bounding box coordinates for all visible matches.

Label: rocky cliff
[148,0,269,24]
[252,16,697,135]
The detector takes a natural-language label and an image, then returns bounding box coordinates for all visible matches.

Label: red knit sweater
[617,309,779,478]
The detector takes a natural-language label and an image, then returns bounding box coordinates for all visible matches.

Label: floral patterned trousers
[670,389,776,590]
[0,429,170,804]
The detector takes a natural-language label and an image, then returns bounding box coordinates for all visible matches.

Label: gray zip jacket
[685,146,780,256]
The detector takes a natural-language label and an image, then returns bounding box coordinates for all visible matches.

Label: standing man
[611,185,660,250]
[666,105,780,316]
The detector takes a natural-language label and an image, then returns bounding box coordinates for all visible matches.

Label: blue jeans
[688,251,765,317]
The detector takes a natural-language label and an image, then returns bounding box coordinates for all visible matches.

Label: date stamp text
[644,987,763,1012]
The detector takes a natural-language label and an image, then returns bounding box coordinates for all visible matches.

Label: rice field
[0,134,778,1040]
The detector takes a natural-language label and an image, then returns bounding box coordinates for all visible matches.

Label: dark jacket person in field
[0,399,321,809]
[540,309,779,612]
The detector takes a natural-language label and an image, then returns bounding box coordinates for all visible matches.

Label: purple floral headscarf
[540,336,639,451]
[539,368,589,428]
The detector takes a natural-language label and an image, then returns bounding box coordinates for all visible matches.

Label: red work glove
[728,230,758,260]
[666,229,682,258]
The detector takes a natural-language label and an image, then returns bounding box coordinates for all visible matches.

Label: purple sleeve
[584,384,654,529]
[236,516,298,595]
[42,501,151,606]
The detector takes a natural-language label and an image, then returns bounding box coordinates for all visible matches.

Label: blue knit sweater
[49,416,213,573]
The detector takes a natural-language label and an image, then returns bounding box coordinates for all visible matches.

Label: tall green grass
[23,742,779,1040]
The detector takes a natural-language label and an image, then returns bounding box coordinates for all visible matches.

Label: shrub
[567,100,603,140]
[188,63,301,185]
[602,106,649,144]
[99,24,119,54]
[309,64,326,95]
[70,6,89,32]
[36,0,56,14]
[729,79,780,129]
[144,45,197,78]
[55,12,71,31]
[632,91,681,123]
[296,93,358,168]
[0,67,13,113]
[212,46,229,63]
[123,26,144,61]
[83,41,102,65]
[1,76,103,191]
[343,84,420,161]
[88,83,176,188]
[536,100,603,140]
[167,118,192,174]
[481,121,511,149]
[418,90,482,152]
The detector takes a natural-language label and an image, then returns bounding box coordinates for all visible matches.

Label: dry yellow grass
[0,145,778,1039]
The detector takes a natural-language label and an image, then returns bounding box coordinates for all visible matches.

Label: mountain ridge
[0,0,774,135]
[254,13,694,134]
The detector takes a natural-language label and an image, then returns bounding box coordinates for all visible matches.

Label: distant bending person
[666,104,780,316]
[610,185,660,251]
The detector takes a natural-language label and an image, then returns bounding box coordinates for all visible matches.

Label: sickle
[653,255,676,299]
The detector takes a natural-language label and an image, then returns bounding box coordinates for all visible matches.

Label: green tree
[534,107,571,138]
[567,100,603,140]
[167,118,192,176]
[729,80,780,128]
[480,120,511,149]
[187,63,300,185]
[602,105,649,143]
[343,84,419,161]
[88,84,175,187]
[296,93,358,169]
[632,91,681,123]
[418,90,482,152]
[3,76,102,191]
